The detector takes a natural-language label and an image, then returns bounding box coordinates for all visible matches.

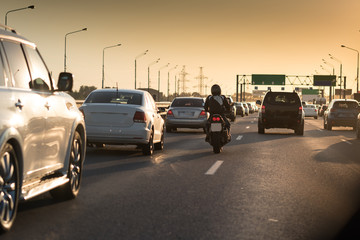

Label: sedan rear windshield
[85,92,142,105]
[264,93,300,106]
[333,101,358,109]
[171,98,204,107]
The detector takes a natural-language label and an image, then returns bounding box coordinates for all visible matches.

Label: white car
[80,89,164,155]
[0,24,86,231]
[303,104,318,119]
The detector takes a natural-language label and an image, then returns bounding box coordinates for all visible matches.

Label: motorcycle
[208,114,231,153]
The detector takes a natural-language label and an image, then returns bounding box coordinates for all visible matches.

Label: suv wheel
[258,122,265,134]
[295,123,304,135]
[0,144,20,232]
[50,131,84,200]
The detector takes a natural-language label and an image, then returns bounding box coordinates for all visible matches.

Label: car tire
[154,127,164,150]
[327,122,332,131]
[142,130,154,155]
[295,123,304,135]
[258,122,265,134]
[166,126,172,133]
[356,123,360,139]
[50,131,84,200]
[0,143,20,232]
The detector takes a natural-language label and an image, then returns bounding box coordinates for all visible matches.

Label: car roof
[91,88,146,94]
[173,97,203,100]
[0,25,36,48]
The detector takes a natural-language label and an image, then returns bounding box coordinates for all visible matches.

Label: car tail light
[133,111,146,123]
[167,109,174,116]
[200,110,206,116]
[261,105,265,114]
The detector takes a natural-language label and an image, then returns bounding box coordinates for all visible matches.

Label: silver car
[80,89,164,155]
[0,24,86,231]
[165,97,208,132]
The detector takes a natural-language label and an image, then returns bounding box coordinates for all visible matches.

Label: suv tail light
[167,109,174,116]
[133,111,146,123]
[299,106,303,115]
[261,105,265,114]
[330,108,336,113]
[212,116,221,122]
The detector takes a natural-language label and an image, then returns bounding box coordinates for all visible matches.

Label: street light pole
[102,43,121,88]
[157,63,170,101]
[329,54,343,98]
[5,5,35,26]
[135,50,148,89]
[341,45,359,93]
[168,65,178,101]
[148,58,160,92]
[64,28,87,72]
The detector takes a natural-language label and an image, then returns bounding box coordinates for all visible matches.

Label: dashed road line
[246,126,250,129]
[205,161,224,175]
[236,135,243,141]
[341,139,352,145]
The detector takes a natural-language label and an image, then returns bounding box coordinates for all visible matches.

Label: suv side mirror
[57,72,73,91]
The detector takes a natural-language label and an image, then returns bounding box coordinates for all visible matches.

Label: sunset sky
[2,0,360,96]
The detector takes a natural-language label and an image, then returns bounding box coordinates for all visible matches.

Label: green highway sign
[302,89,319,95]
[313,75,336,86]
[252,74,285,85]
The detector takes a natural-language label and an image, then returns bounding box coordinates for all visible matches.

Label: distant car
[242,102,249,116]
[303,104,318,119]
[0,24,86,231]
[323,99,359,131]
[80,89,164,155]
[235,102,245,117]
[258,91,304,135]
[225,97,236,122]
[166,97,208,132]
[247,102,254,114]
[318,105,327,117]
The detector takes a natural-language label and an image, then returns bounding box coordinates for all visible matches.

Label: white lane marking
[205,161,224,175]
[246,126,250,129]
[236,135,243,141]
[251,121,254,124]
[318,129,323,131]
[341,139,352,145]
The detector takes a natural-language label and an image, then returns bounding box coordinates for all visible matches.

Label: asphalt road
[3,114,360,240]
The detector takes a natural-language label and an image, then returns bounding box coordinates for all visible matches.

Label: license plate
[179,111,194,117]
[211,123,222,132]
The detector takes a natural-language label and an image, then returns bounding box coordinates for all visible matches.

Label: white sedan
[80,89,164,155]
[303,104,318,119]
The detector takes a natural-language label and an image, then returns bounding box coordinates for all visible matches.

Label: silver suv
[0,24,86,231]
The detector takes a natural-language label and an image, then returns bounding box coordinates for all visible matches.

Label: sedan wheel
[50,131,84,200]
[154,128,164,150]
[0,144,19,232]
[143,130,154,155]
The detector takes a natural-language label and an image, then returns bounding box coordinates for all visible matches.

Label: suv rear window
[333,101,358,109]
[85,91,142,105]
[171,98,204,107]
[264,93,300,105]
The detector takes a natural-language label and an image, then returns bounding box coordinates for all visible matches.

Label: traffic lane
[224,118,360,239]
[3,128,242,240]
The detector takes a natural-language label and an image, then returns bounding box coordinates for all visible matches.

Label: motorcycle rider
[204,84,231,142]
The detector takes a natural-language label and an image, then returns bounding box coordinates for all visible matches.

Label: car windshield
[85,91,142,105]
[333,101,358,109]
[171,98,204,107]
[265,93,300,105]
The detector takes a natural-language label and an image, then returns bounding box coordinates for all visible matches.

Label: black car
[258,91,304,135]
[324,99,359,130]
[225,96,236,122]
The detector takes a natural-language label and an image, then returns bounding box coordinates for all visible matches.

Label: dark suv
[324,99,359,130]
[258,91,304,135]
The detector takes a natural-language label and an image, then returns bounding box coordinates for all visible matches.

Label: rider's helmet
[211,84,221,96]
